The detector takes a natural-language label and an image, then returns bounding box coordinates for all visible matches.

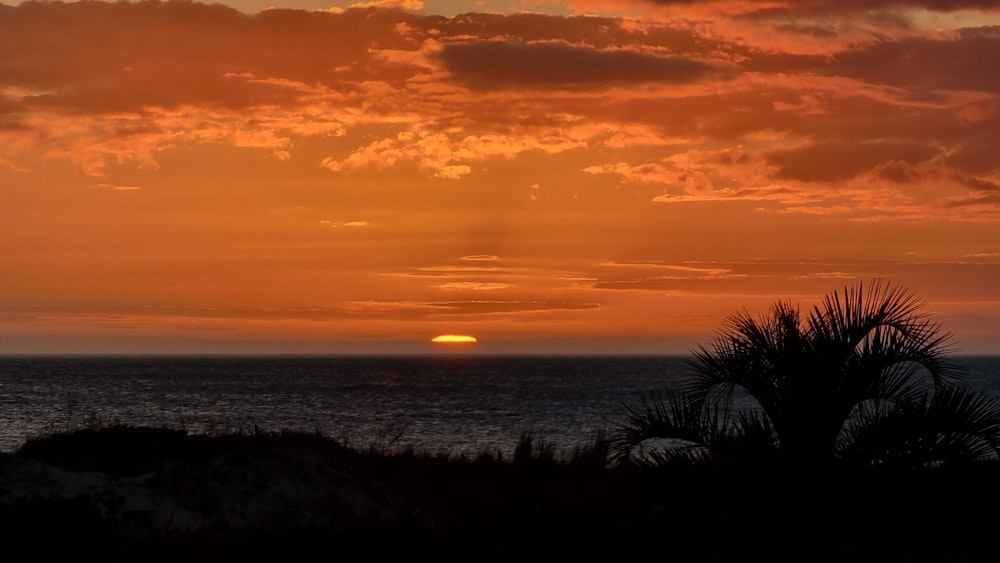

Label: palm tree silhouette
[614,279,1000,471]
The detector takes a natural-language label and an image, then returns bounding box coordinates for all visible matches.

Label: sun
[431,334,478,344]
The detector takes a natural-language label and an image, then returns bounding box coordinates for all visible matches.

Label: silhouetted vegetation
[613,279,1000,472]
[4,423,1000,561]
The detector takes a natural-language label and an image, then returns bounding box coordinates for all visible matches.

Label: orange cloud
[2,1,999,352]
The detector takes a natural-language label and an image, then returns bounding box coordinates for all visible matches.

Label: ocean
[1,354,998,455]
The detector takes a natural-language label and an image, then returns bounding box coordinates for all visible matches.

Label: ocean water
[0,354,998,455]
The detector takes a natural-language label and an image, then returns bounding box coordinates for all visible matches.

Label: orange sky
[1,0,999,354]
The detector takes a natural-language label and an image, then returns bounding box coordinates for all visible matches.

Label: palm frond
[837,387,1000,467]
[616,279,988,471]
[809,278,960,388]
[611,389,778,467]
[810,279,924,346]
[611,390,713,464]
[922,386,1000,462]
[684,303,803,422]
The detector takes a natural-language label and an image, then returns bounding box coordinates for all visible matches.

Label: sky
[1,0,999,355]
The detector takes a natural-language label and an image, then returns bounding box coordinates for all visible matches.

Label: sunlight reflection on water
[0,355,681,454]
[0,355,997,455]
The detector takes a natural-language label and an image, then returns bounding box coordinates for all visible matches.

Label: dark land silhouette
[3,425,999,561]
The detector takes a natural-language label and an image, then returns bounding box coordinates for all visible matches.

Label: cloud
[958,98,1000,125]
[585,259,1000,301]
[434,164,471,179]
[232,128,292,158]
[386,264,535,280]
[0,303,366,325]
[946,191,1000,209]
[640,0,1000,15]
[767,140,940,182]
[0,155,30,172]
[2,0,998,220]
[427,300,601,315]
[346,299,601,318]
[92,183,142,191]
[433,282,513,290]
[953,174,1000,192]
[319,220,371,228]
[0,2,425,114]
[440,40,721,90]
[461,255,500,261]
[591,260,744,291]
[321,128,590,177]
[821,28,1000,93]
[600,261,734,275]
[582,162,675,184]
[650,185,797,204]
[349,0,424,9]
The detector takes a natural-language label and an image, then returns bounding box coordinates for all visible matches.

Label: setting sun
[431,335,479,344]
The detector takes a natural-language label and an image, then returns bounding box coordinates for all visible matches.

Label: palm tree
[613,279,1000,471]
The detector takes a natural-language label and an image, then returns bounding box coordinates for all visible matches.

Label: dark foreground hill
[1,426,998,562]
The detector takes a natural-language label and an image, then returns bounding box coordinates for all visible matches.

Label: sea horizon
[3,354,999,455]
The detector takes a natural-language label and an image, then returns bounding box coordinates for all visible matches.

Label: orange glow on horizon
[431,335,479,344]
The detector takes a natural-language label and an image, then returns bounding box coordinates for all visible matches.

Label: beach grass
[3,423,999,561]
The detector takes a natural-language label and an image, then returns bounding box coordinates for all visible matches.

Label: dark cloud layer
[768,141,939,182]
[646,0,1000,14]
[3,1,996,108]
[440,41,718,89]
[0,1,421,111]
[824,28,1000,92]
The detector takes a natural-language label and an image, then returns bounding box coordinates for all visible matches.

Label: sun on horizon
[431,335,479,344]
